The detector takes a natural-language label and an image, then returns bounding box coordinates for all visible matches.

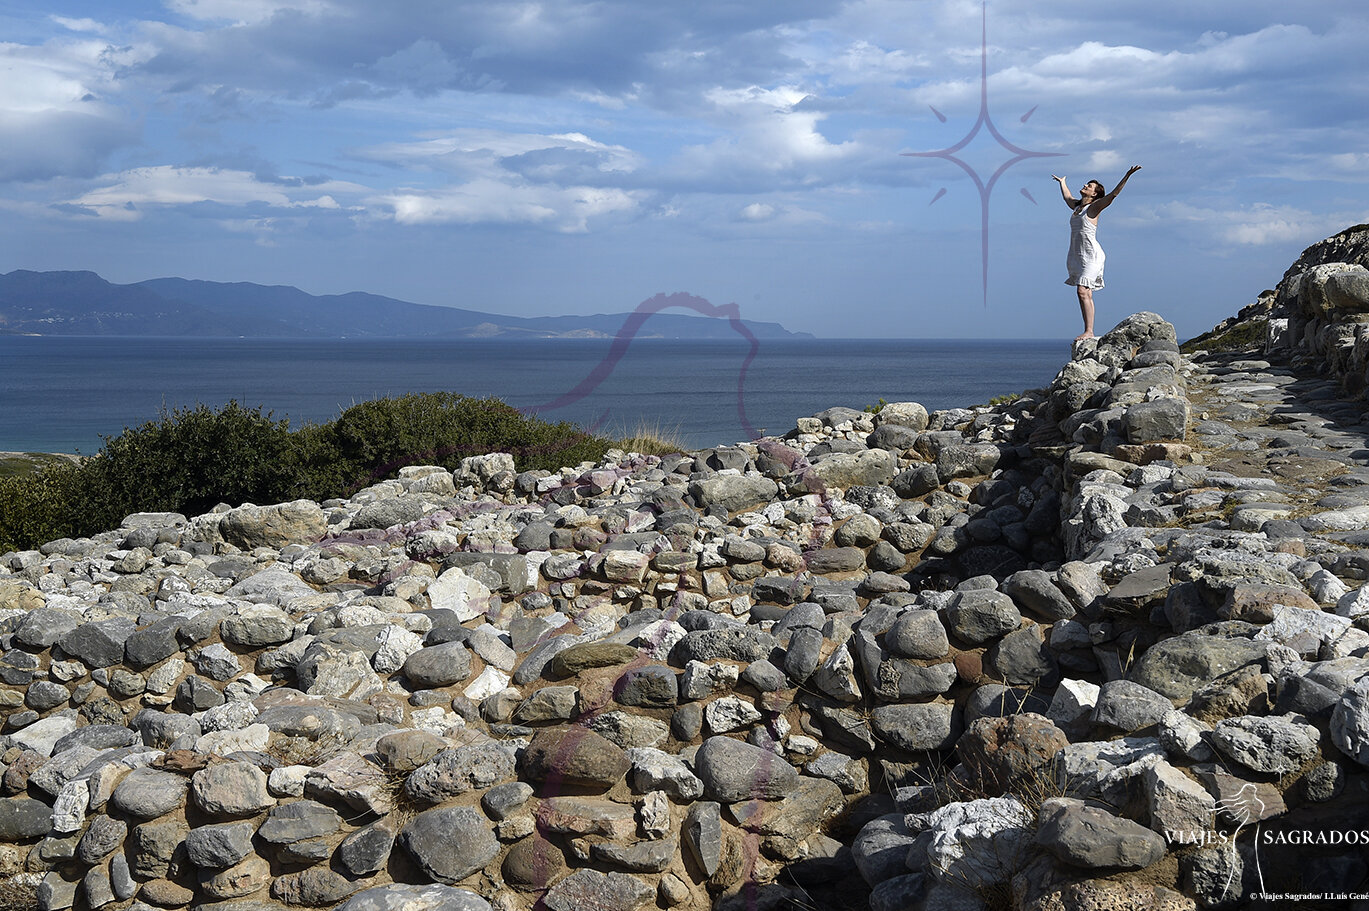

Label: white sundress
[1065,203,1105,290]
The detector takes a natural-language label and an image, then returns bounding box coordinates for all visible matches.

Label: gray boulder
[1002,570,1076,621]
[1129,632,1266,702]
[870,702,959,751]
[1124,398,1190,443]
[401,641,472,688]
[1092,680,1174,731]
[1331,675,1369,766]
[1034,798,1167,870]
[884,610,949,659]
[852,813,919,887]
[109,767,189,819]
[185,821,257,868]
[688,476,779,513]
[1210,714,1319,775]
[944,590,1021,645]
[405,743,516,804]
[399,806,499,885]
[693,736,799,802]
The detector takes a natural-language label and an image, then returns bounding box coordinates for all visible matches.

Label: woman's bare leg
[1075,286,1095,340]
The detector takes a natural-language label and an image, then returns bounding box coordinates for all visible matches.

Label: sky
[1,0,1367,340]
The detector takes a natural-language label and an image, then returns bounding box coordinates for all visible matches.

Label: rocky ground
[6,247,1369,911]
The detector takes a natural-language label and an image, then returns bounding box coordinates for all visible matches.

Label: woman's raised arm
[1088,165,1141,217]
[1052,175,1079,209]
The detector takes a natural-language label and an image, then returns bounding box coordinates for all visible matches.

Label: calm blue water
[0,337,1067,454]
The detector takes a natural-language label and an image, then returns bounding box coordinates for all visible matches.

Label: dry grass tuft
[0,876,41,911]
[614,418,690,456]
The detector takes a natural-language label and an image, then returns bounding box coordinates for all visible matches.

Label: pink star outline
[902,1,1065,306]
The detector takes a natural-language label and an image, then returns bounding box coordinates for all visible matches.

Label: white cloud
[360,129,640,176]
[740,202,775,221]
[671,84,861,187]
[0,39,115,114]
[0,37,138,181]
[377,179,644,232]
[65,166,365,219]
[1085,150,1122,173]
[1146,201,1368,247]
[50,17,105,33]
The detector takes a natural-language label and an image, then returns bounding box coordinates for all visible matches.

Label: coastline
[2,228,1369,909]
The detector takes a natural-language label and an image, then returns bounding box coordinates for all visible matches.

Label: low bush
[78,401,299,533]
[0,460,86,553]
[0,393,614,552]
[315,393,610,492]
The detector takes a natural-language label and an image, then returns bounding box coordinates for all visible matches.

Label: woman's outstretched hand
[1052,175,1066,183]
[1125,165,1142,176]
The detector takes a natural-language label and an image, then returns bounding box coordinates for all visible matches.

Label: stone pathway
[1185,348,1369,542]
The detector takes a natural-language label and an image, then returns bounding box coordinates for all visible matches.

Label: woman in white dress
[1052,166,1141,340]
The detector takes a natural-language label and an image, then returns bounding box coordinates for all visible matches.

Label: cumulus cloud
[665,85,863,192]
[0,35,138,181]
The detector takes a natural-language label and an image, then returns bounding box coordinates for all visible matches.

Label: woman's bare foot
[1074,331,1095,341]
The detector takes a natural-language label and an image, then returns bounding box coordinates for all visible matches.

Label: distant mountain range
[0,270,813,340]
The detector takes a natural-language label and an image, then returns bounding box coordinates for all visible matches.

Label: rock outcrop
[6,231,1369,910]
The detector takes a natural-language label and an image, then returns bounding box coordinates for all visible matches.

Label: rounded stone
[885,610,950,659]
[404,742,516,804]
[955,713,1069,797]
[503,836,568,892]
[110,768,189,820]
[693,736,799,802]
[191,761,274,818]
[399,806,499,885]
[614,665,679,708]
[870,702,960,751]
[401,642,472,688]
[375,730,447,772]
[551,641,640,677]
[522,726,630,789]
[944,590,1021,645]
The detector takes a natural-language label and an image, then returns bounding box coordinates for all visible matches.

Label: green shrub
[314,393,610,493]
[76,401,298,533]
[0,393,613,552]
[0,460,86,553]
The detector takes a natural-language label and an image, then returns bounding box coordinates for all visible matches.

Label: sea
[0,336,1068,455]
